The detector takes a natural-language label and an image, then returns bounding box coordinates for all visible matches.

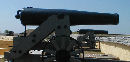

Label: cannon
[5,7,120,62]
[78,29,108,34]
[77,29,108,49]
[16,8,119,25]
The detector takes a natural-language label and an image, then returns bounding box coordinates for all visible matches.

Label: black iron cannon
[16,7,119,26]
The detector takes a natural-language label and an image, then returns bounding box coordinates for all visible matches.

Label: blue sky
[0,0,130,34]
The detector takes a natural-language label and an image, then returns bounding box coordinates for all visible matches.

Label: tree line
[4,30,14,36]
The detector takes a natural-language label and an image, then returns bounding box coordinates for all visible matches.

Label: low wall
[100,42,130,61]
[0,36,14,41]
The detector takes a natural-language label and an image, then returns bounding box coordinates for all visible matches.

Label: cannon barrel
[16,8,119,25]
[78,29,108,34]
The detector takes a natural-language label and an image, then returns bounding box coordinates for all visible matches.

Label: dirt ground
[0,40,13,55]
[0,40,13,62]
